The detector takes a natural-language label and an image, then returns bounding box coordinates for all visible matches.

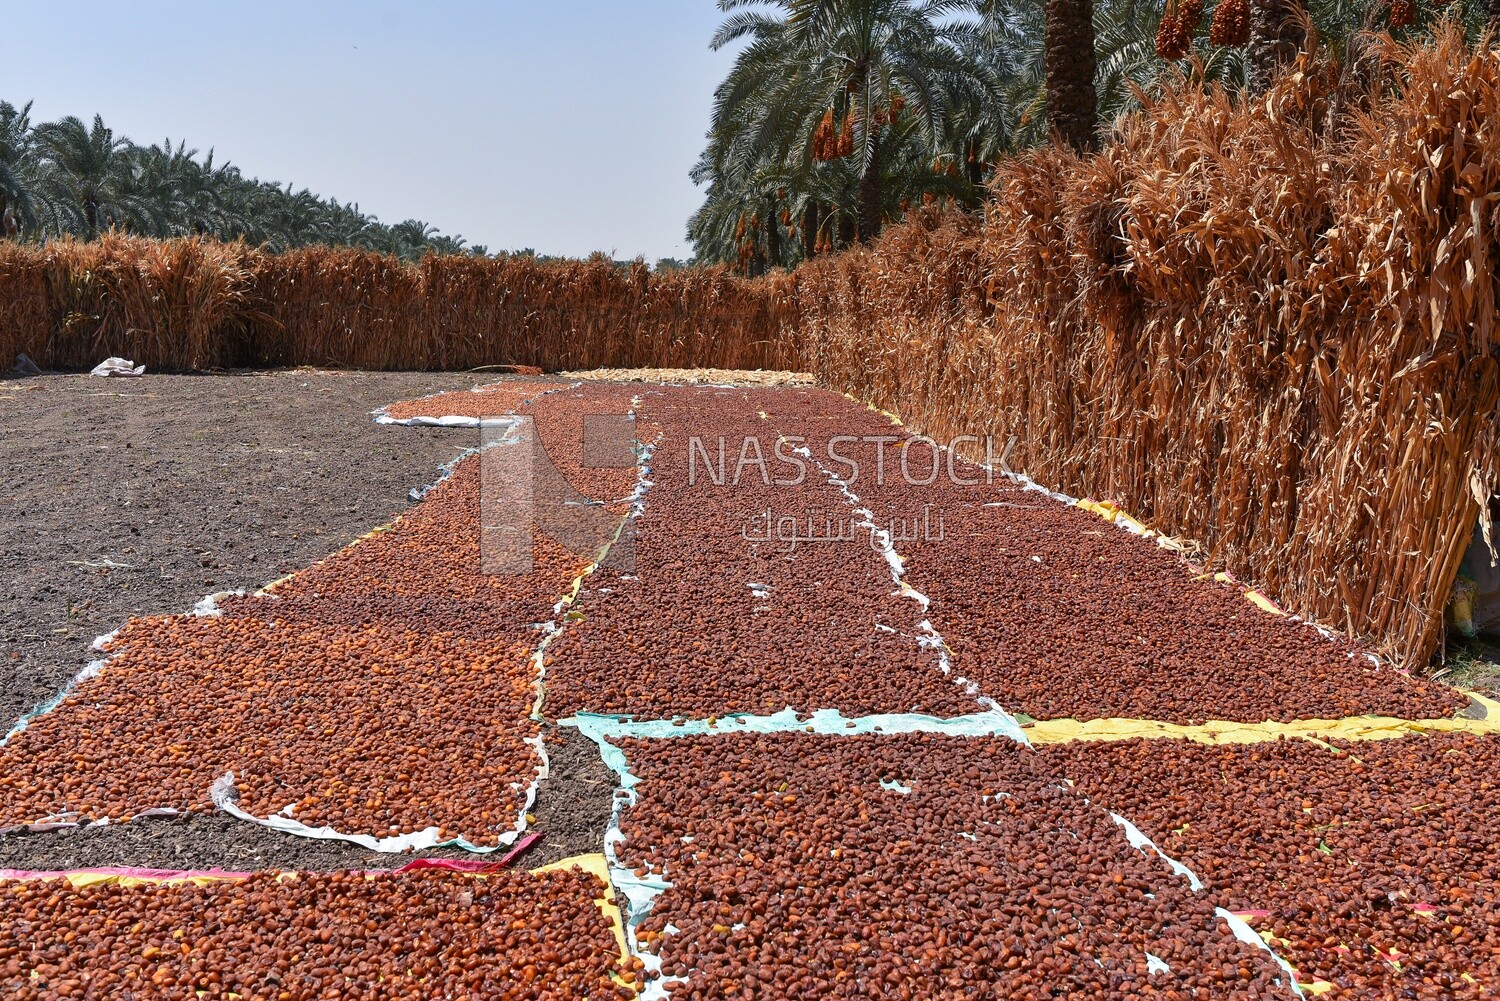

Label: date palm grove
[689,0,1500,272]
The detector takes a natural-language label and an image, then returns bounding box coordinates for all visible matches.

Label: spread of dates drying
[1040,734,1500,997]
[378,378,562,421]
[610,731,1294,999]
[0,383,656,842]
[0,867,635,1000]
[0,613,540,841]
[895,492,1461,725]
[765,399,1463,726]
[519,381,651,503]
[0,428,611,844]
[7,376,1495,996]
[544,386,982,720]
[223,458,598,640]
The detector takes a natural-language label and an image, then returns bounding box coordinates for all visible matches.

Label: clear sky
[2,1,735,261]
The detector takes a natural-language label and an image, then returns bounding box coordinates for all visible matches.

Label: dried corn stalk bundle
[0,243,52,363]
[792,27,1500,670]
[0,235,265,371]
[0,239,804,374]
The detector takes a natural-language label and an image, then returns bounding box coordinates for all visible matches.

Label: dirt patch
[0,812,467,872]
[0,369,611,871]
[528,725,618,867]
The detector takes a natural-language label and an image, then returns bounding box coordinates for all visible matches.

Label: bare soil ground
[0,370,611,871]
[1441,635,1500,697]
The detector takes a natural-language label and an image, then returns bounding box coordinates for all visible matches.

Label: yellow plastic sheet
[531,852,633,987]
[1244,590,1287,616]
[57,870,256,890]
[1076,499,1120,521]
[1026,693,1500,747]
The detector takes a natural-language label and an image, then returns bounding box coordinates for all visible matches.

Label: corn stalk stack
[794,27,1500,670]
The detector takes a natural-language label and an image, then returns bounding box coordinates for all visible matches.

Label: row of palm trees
[690,0,1500,272]
[0,103,477,259]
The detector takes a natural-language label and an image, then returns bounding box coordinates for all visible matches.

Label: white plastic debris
[89,357,146,377]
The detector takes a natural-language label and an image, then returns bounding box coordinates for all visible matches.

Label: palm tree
[974,2,1181,150]
[1045,0,1099,151]
[0,101,486,257]
[0,101,37,234]
[707,0,982,243]
[943,8,1036,189]
[390,219,440,252]
[1249,0,1307,93]
[33,115,132,237]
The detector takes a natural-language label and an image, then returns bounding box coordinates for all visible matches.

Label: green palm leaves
[692,0,1500,269]
[692,0,999,269]
[0,101,469,259]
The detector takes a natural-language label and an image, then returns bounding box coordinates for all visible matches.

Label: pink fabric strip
[393,831,542,873]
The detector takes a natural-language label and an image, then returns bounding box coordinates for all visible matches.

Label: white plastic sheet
[368,380,579,428]
[207,733,548,855]
[89,357,145,377]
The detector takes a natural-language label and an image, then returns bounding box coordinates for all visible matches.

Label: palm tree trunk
[1490,0,1500,36]
[1044,0,1099,153]
[83,197,98,238]
[837,210,855,250]
[857,140,882,243]
[764,194,783,269]
[802,201,820,259]
[1249,0,1306,96]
